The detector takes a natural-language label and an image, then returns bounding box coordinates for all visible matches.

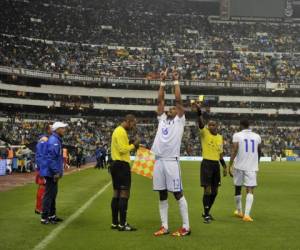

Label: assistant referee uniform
[199,126,223,221]
[200,127,223,187]
[111,125,135,190]
[110,124,137,231]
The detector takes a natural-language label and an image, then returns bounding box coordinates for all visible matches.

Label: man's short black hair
[240,119,250,129]
[124,114,135,122]
[208,119,218,125]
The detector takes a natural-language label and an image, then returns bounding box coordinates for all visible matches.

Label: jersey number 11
[244,139,255,153]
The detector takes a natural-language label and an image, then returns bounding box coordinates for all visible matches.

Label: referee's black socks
[111,197,119,225]
[209,193,217,210]
[203,194,211,216]
[119,197,128,226]
[203,193,217,216]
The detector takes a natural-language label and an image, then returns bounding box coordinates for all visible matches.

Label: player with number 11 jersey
[229,119,262,222]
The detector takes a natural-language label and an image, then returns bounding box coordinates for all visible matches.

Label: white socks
[235,193,254,216]
[159,197,190,230]
[178,196,190,230]
[159,200,168,229]
[245,193,254,216]
[235,195,242,212]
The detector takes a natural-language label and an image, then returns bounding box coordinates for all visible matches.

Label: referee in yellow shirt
[193,102,228,224]
[110,114,140,231]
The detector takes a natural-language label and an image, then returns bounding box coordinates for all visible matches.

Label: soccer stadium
[0,0,299,249]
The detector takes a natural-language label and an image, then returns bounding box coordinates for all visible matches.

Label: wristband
[220,159,226,168]
[160,81,166,87]
[174,80,180,85]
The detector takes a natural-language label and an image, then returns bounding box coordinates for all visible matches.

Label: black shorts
[200,159,221,187]
[110,161,131,190]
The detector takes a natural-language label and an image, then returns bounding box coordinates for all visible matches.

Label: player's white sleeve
[157,113,167,122]
[175,114,186,124]
[232,133,239,143]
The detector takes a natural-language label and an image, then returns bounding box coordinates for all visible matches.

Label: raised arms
[157,69,184,117]
[172,70,185,118]
[157,69,167,116]
[192,102,205,129]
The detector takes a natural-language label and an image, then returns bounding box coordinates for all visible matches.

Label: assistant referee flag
[131,147,155,179]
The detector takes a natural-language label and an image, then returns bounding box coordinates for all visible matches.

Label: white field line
[33,181,112,250]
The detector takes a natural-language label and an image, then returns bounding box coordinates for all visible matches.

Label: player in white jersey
[229,119,262,222]
[151,69,190,237]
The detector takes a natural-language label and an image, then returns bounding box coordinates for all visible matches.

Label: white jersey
[151,113,185,158]
[232,129,261,171]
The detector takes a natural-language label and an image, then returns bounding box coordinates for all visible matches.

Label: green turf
[0,162,300,250]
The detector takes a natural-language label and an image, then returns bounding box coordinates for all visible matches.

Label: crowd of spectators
[216,101,300,110]
[1,35,299,83]
[0,0,299,83]
[1,116,299,170]
[0,0,299,174]
[0,0,299,51]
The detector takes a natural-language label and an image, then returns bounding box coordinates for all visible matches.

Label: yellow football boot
[234,210,244,218]
[243,215,254,222]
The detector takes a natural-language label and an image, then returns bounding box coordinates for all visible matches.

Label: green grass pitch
[0,162,299,250]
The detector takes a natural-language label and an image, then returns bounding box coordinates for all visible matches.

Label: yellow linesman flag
[131,146,155,179]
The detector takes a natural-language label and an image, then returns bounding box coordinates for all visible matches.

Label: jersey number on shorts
[244,139,255,153]
[173,179,180,190]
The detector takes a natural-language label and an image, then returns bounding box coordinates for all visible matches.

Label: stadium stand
[1,114,299,162]
[0,0,299,173]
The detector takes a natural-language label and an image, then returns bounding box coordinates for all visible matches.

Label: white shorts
[233,168,257,187]
[153,159,183,192]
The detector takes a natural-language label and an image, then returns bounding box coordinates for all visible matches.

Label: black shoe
[111,224,119,230]
[203,216,212,224]
[49,216,63,223]
[41,219,50,225]
[35,210,41,215]
[118,224,137,231]
[202,213,215,221]
[208,214,215,221]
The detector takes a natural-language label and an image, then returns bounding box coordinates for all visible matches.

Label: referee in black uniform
[110,114,140,231]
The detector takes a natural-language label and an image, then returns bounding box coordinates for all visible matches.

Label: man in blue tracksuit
[100,145,107,169]
[35,125,51,214]
[40,122,68,225]
[95,143,102,169]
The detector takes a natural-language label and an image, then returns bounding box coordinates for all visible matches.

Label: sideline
[0,162,96,192]
[33,181,112,250]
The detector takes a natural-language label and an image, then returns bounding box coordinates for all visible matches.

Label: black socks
[203,193,218,216]
[111,197,119,225]
[119,197,128,226]
[209,193,217,210]
[203,194,211,216]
